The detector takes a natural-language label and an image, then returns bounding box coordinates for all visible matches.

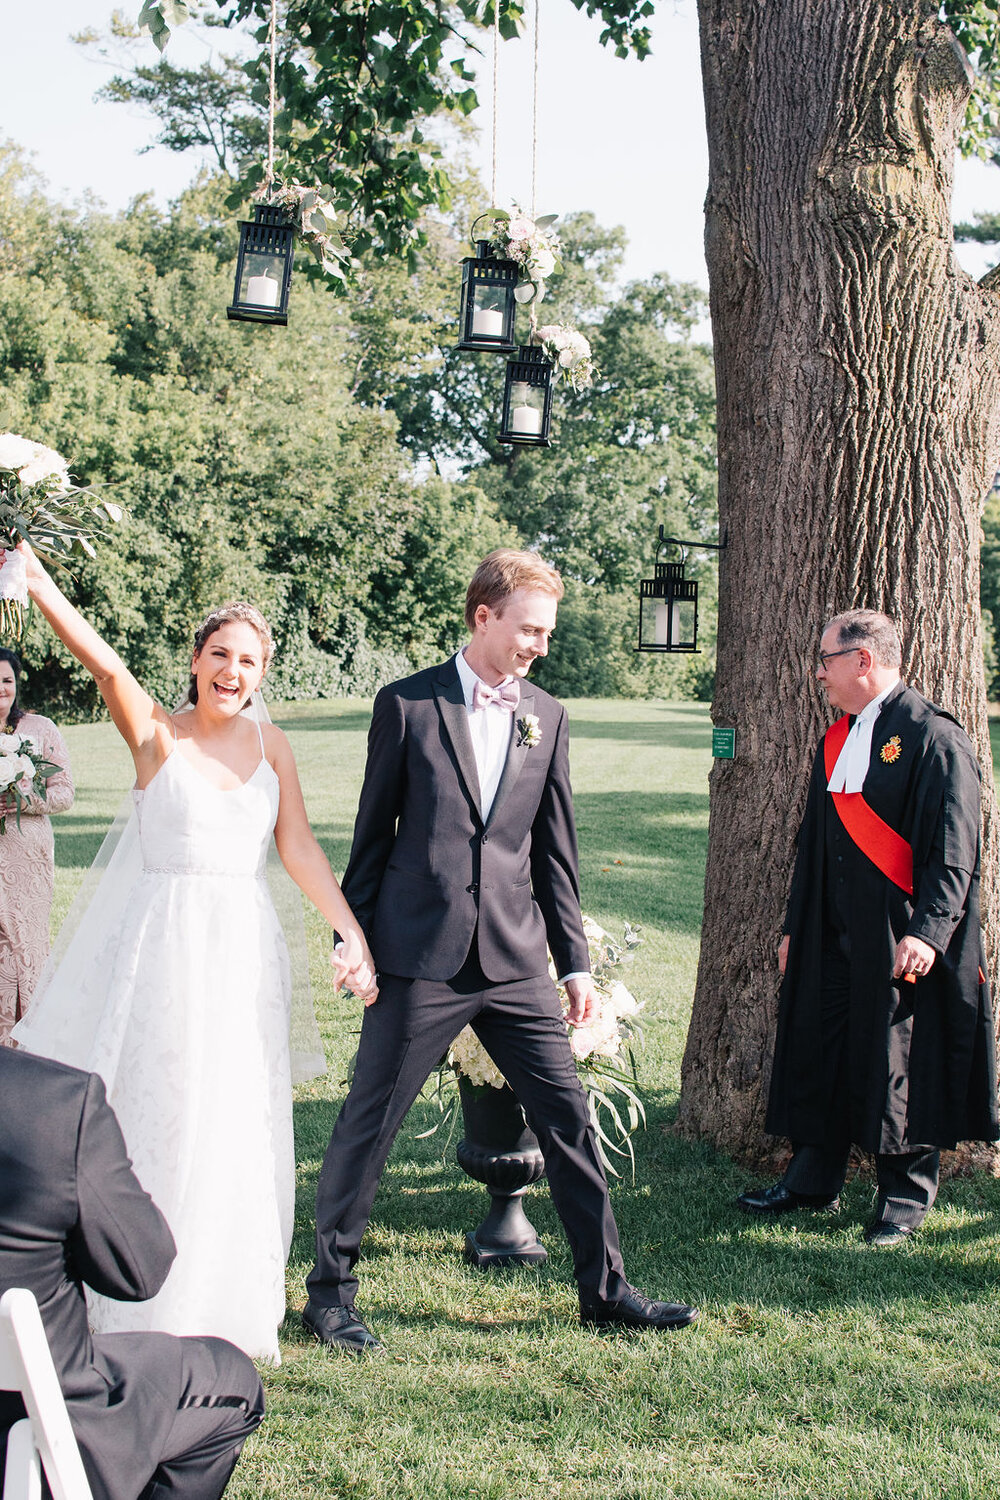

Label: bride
[12,541,377,1363]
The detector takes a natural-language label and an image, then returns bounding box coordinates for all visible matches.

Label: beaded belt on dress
[142,866,266,878]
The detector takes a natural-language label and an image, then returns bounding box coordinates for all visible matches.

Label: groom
[303,549,698,1351]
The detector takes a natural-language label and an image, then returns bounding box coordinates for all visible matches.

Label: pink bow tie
[473,679,520,712]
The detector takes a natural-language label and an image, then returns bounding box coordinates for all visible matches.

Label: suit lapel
[433,659,484,823]
[486,690,534,829]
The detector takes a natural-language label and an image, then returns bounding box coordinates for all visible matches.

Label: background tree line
[0,123,717,718]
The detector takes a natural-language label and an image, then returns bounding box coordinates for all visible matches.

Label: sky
[1,0,998,294]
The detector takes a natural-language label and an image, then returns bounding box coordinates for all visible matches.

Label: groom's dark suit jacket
[342,656,589,982]
[0,1048,184,1500]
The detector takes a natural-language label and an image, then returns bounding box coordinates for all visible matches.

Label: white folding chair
[0,1289,92,1500]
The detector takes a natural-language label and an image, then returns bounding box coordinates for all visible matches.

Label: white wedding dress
[14,728,295,1363]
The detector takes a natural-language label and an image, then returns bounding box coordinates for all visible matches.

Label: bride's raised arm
[17,542,168,777]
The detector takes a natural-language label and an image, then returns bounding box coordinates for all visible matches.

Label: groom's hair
[464,550,563,630]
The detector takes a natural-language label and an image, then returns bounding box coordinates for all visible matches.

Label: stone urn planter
[456,1075,548,1268]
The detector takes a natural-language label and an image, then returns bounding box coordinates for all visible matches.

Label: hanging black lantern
[457,238,520,352]
[497,345,553,446]
[636,530,701,653]
[227,204,296,326]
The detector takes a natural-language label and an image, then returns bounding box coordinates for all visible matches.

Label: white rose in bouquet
[529,245,556,280]
[18,444,71,490]
[0,436,37,471]
[0,733,21,754]
[0,758,19,790]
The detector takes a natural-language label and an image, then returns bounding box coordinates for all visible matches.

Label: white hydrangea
[448,1025,507,1089]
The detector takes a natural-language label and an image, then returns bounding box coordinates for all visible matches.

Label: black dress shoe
[301,1300,385,1353]
[736,1181,840,1215]
[864,1221,917,1246]
[579,1284,699,1332]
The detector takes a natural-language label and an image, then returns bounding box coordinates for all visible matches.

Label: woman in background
[0,646,74,1045]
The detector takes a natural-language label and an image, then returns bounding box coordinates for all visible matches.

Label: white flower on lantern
[529,245,556,280]
[507,214,536,241]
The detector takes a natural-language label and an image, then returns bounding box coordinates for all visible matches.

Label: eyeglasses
[817,647,860,669]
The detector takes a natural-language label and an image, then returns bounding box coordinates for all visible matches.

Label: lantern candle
[510,404,543,436]
[654,600,683,647]
[246,273,280,307]
[471,306,505,338]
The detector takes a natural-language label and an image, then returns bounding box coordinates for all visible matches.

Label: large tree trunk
[679,0,1000,1163]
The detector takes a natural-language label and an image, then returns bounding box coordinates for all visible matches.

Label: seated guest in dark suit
[0,1046,264,1500]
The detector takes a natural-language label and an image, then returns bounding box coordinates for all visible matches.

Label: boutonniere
[879,735,902,764]
[516,714,542,749]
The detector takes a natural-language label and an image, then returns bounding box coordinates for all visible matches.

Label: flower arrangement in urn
[0,434,121,640]
[430,918,645,1176]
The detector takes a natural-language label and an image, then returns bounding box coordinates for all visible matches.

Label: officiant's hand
[564,975,598,1026]
[331,933,379,1006]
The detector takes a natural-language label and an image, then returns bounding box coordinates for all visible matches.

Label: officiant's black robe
[766,682,998,1153]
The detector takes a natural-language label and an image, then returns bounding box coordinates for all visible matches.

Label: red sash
[824,716,914,896]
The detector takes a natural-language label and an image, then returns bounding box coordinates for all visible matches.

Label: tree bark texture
[680,0,1000,1163]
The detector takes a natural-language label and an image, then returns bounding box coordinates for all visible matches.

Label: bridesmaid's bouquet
[0,434,122,640]
[0,730,61,833]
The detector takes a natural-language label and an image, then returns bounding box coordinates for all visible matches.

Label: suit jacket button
[467,883,479,894]
[481,833,489,843]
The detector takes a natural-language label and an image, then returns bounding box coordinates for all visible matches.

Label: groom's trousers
[306,949,629,1307]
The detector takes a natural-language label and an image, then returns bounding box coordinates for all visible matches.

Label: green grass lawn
[50,704,1000,1500]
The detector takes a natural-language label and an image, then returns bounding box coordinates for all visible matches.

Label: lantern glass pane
[238,250,285,308]
[639,593,664,647]
[673,595,697,647]
[506,379,545,437]
[470,283,506,339]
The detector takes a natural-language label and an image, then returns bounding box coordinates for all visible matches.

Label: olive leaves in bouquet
[0,434,123,640]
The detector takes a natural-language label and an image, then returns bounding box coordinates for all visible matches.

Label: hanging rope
[531,0,539,222]
[491,0,501,207]
[265,0,277,193]
[529,0,540,339]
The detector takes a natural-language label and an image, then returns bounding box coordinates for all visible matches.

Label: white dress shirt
[826,684,895,793]
[455,650,588,989]
[455,648,516,820]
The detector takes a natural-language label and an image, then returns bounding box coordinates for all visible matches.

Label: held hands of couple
[331,933,379,1006]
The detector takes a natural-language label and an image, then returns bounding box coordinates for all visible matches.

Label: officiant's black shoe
[579,1285,699,1332]
[301,1300,385,1354]
[863,1220,917,1247]
[736,1182,840,1215]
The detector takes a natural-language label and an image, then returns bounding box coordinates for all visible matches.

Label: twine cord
[265,0,277,190]
[531,0,539,221]
[491,1,500,207]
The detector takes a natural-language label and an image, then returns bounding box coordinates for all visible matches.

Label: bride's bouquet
[0,730,61,834]
[0,433,122,640]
